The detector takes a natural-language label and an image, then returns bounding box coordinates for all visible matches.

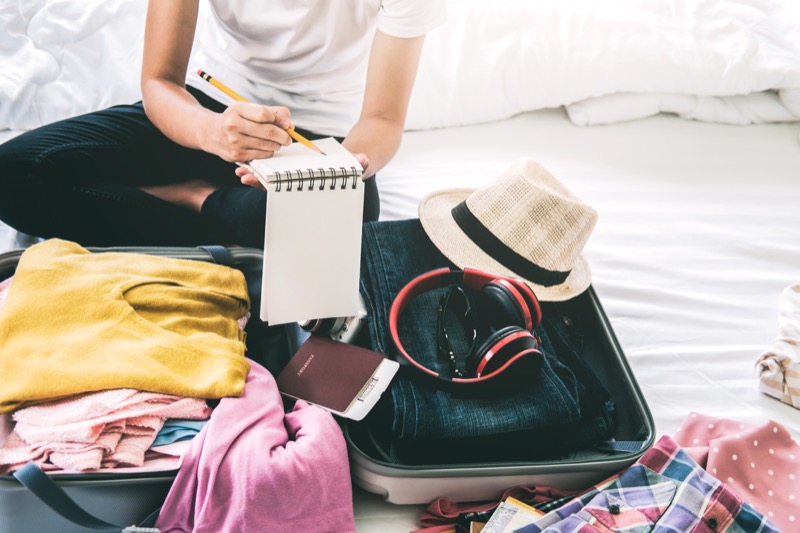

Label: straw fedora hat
[418,159,598,302]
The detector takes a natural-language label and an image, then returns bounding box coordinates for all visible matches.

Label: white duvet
[0,0,146,131]
[1,0,799,131]
[406,0,800,129]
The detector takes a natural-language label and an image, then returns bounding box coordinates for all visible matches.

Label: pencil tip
[319,150,327,156]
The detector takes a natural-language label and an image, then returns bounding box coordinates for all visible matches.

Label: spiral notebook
[244,137,364,325]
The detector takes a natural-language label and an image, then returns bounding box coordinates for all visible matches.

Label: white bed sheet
[352,109,800,531]
[2,41,800,532]
[1,110,798,532]
[1,1,799,530]
[1,110,798,530]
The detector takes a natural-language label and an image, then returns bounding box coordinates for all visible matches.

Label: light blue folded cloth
[153,419,208,447]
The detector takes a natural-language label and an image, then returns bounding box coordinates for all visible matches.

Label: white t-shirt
[186,0,446,136]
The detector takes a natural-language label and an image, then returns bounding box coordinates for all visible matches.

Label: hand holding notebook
[249,138,365,325]
[242,137,362,190]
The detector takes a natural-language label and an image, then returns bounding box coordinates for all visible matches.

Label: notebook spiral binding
[274,167,360,192]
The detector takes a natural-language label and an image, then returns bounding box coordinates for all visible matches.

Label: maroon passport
[276,334,398,419]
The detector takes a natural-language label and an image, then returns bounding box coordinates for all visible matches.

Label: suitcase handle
[12,462,160,532]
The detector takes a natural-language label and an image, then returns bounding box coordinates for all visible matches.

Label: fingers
[355,153,373,180]
[270,106,294,131]
[228,104,292,146]
[229,133,285,156]
[235,165,265,190]
[235,119,289,145]
[215,103,294,162]
[217,138,285,162]
[232,103,294,133]
[233,102,286,124]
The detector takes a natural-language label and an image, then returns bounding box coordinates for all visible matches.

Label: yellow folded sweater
[0,239,251,413]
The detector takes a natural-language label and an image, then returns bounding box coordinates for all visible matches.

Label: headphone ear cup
[505,278,542,329]
[467,325,525,376]
[478,282,528,332]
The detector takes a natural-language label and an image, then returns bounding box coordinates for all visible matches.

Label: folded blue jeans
[359,218,614,447]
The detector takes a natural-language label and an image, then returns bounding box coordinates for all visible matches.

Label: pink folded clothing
[672,412,800,532]
[0,388,211,474]
[155,359,355,533]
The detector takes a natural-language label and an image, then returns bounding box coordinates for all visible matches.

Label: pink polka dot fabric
[672,412,799,532]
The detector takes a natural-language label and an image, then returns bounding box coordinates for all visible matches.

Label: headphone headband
[389,267,544,397]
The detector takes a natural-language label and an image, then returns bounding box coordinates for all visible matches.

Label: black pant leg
[0,89,381,248]
[0,91,237,246]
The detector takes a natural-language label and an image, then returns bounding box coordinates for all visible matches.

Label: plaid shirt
[514,435,779,533]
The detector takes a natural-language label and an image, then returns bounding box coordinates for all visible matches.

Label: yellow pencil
[197,69,326,156]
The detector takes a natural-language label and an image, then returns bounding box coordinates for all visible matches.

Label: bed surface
[1,1,800,530]
[348,108,800,531]
[1,108,798,531]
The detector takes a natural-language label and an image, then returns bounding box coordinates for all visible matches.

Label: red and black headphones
[389,267,544,396]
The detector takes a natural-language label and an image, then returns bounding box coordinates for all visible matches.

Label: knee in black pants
[0,134,48,237]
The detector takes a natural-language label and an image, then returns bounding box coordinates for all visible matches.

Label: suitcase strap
[197,245,235,267]
[593,440,647,454]
[12,461,161,532]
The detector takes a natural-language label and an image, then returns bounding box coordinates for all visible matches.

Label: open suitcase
[345,285,655,505]
[0,232,656,525]
[343,219,656,505]
[0,245,285,533]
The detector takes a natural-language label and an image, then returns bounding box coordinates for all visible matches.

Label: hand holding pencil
[197,70,325,156]
[196,69,372,188]
[193,92,292,169]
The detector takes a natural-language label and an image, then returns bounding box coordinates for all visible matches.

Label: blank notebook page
[258,138,364,325]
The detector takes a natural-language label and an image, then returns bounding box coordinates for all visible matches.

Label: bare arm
[141,0,292,162]
[342,31,426,179]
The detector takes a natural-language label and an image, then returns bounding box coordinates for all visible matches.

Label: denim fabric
[0,87,379,248]
[360,218,615,449]
[539,311,617,453]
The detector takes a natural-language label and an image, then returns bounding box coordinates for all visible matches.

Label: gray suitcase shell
[0,472,171,533]
[345,286,655,505]
[0,245,266,533]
